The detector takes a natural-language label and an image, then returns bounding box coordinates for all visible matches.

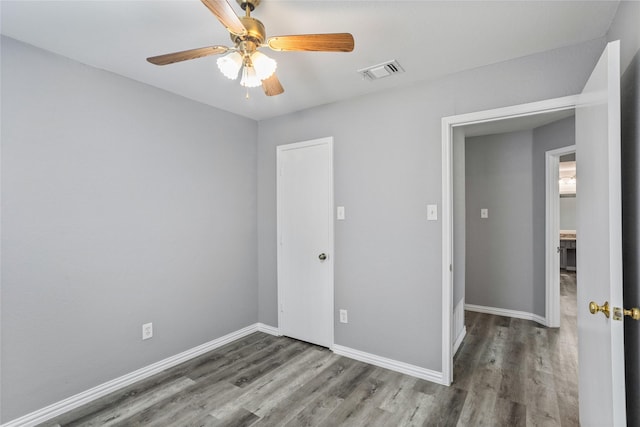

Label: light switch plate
[481,208,489,219]
[337,206,345,220]
[427,204,438,221]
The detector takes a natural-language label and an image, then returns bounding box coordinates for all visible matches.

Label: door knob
[589,301,610,318]
[318,253,327,261]
[613,306,640,321]
[622,307,640,320]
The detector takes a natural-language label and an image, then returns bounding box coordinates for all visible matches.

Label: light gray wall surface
[257,38,605,370]
[608,2,640,425]
[532,116,575,314]
[560,196,577,230]
[1,37,258,422]
[465,130,535,313]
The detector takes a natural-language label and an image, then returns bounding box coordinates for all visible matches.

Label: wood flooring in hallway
[44,273,578,427]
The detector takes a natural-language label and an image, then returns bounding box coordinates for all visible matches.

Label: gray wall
[1,37,258,422]
[608,2,640,425]
[621,49,640,427]
[257,38,605,370]
[465,130,535,313]
[560,196,577,230]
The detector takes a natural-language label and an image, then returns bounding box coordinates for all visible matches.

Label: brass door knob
[589,301,610,318]
[622,307,640,320]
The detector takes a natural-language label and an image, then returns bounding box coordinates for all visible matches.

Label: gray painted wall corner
[1,37,259,422]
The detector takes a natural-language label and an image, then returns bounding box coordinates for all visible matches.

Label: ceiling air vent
[358,60,405,80]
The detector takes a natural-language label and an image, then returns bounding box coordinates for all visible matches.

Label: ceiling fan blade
[262,73,284,96]
[147,46,229,65]
[267,33,354,52]
[200,0,247,36]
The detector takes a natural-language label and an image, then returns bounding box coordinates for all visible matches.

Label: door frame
[440,95,579,385]
[276,137,335,349]
[545,144,576,328]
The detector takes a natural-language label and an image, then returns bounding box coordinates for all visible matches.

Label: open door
[575,40,625,426]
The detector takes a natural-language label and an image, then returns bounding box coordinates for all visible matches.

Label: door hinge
[450,264,453,272]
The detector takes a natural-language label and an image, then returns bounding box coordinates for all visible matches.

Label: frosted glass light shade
[240,66,262,88]
[217,52,243,80]
[250,51,277,80]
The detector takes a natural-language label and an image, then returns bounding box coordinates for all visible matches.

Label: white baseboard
[453,327,467,355]
[2,324,263,427]
[332,344,445,385]
[5,323,446,427]
[452,298,466,355]
[256,323,281,336]
[465,303,547,326]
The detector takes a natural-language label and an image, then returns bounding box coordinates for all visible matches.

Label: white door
[576,40,625,426]
[277,137,334,348]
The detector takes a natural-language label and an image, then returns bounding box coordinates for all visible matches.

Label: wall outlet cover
[142,322,153,340]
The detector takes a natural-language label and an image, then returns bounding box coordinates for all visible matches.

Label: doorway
[441,95,580,385]
[442,41,625,424]
[446,111,580,423]
[546,145,577,327]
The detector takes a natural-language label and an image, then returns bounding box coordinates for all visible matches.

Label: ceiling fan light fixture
[217,51,243,80]
[250,51,277,80]
[147,0,355,98]
[240,65,262,88]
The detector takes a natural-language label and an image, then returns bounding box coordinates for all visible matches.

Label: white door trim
[545,145,576,328]
[276,137,335,349]
[440,95,579,385]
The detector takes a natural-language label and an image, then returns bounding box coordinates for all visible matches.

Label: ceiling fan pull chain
[246,87,250,100]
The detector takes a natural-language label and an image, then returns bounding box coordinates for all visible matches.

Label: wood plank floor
[43,273,578,427]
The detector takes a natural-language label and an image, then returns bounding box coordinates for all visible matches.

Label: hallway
[454,272,578,425]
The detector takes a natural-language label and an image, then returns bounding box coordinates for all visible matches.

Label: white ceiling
[1,1,619,121]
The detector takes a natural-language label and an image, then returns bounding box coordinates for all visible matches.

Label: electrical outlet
[142,322,153,340]
[339,309,348,324]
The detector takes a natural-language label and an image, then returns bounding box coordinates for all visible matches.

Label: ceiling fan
[147,0,355,97]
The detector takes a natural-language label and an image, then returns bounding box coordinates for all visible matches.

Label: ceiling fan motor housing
[231,16,266,50]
